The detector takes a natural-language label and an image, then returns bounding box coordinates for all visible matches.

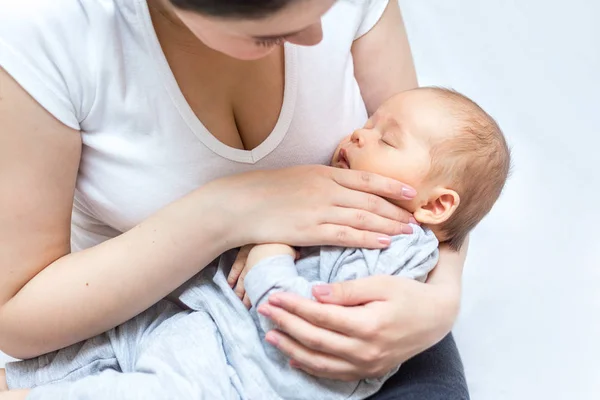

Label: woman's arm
[254,1,469,380]
[0,67,419,359]
[352,0,418,114]
[352,0,466,326]
[354,0,466,317]
[0,68,233,359]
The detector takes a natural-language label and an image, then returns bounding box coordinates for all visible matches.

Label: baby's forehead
[378,89,451,116]
[377,90,459,137]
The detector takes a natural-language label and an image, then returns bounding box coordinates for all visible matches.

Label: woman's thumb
[312,276,388,306]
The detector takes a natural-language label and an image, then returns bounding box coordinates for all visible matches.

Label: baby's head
[332,87,511,250]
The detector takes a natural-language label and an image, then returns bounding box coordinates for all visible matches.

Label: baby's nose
[352,128,377,147]
[350,130,364,147]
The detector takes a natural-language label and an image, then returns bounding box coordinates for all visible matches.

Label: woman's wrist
[188,180,245,250]
[194,176,263,249]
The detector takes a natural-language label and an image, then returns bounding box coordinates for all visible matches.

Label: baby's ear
[413,187,460,226]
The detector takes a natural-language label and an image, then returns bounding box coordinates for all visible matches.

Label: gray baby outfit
[6,225,438,400]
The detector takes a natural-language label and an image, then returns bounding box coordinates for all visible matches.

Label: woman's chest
[153,15,286,152]
[77,49,367,235]
[76,19,368,238]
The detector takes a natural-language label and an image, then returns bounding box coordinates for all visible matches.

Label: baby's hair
[423,87,511,251]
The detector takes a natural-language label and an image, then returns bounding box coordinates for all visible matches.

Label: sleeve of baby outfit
[374,225,440,282]
[355,0,390,40]
[0,0,94,129]
[245,255,326,333]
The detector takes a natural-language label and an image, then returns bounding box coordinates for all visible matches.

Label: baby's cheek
[330,147,341,166]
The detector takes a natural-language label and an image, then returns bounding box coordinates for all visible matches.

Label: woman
[0,0,468,398]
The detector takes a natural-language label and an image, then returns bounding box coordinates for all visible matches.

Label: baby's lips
[339,148,350,168]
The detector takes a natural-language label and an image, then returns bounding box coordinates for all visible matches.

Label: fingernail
[269,295,283,307]
[401,225,414,234]
[378,236,391,245]
[258,305,272,317]
[409,217,418,224]
[313,285,332,297]
[290,360,300,368]
[266,332,279,346]
[402,187,417,199]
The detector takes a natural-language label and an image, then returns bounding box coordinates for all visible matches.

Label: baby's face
[331,89,455,207]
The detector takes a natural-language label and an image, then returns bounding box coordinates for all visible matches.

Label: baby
[2,87,510,400]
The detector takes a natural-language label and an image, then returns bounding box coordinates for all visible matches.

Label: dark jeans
[369,334,469,400]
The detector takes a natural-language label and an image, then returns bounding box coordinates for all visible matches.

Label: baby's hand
[229,244,297,309]
[227,245,254,304]
[246,244,297,268]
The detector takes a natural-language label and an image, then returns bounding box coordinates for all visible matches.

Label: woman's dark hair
[169,0,299,19]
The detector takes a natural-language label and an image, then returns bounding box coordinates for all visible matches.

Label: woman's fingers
[264,294,365,338]
[330,168,417,202]
[264,330,359,380]
[333,186,414,224]
[326,206,413,237]
[258,303,357,357]
[266,292,395,367]
[290,359,359,382]
[314,224,393,249]
[311,276,391,305]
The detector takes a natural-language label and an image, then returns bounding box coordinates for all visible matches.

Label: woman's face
[172,0,336,60]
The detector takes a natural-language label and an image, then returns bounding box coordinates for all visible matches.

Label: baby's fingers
[227,245,254,287]
[234,274,247,300]
[227,259,244,288]
[243,294,251,309]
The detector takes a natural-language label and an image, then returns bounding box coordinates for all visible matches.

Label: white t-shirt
[0,0,389,251]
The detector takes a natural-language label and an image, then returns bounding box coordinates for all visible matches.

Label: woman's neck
[147,0,212,55]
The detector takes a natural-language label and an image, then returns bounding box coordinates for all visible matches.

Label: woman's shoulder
[0,0,137,128]
[1,0,91,127]
[322,0,390,42]
[0,0,117,38]
[0,0,129,70]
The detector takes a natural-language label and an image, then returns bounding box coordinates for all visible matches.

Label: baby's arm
[245,244,298,272]
[244,245,326,333]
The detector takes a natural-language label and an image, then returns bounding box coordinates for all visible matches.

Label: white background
[2,1,599,399]
[398,0,600,399]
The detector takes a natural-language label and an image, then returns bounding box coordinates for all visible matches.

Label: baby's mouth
[338,148,350,169]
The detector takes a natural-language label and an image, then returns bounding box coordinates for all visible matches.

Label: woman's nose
[286,23,323,46]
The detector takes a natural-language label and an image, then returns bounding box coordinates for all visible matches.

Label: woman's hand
[208,165,417,250]
[256,273,461,381]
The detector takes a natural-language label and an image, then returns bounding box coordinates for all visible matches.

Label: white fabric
[0,0,387,252]
[398,1,600,399]
[2,1,599,399]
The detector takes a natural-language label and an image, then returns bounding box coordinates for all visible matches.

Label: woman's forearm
[0,187,233,359]
[426,237,469,324]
